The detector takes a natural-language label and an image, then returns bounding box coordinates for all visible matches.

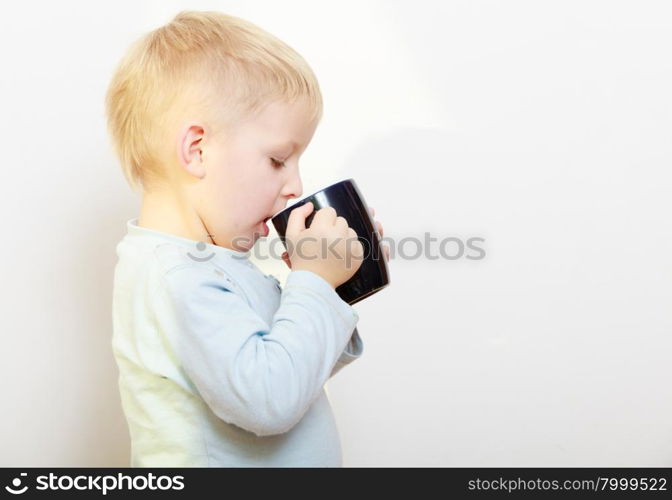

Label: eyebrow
[273,141,300,154]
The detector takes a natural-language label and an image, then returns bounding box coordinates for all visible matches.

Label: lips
[261,217,270,237]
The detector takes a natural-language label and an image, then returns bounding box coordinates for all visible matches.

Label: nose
[281,167,303,200]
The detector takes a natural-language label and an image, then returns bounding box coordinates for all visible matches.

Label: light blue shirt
[112,218,363,467]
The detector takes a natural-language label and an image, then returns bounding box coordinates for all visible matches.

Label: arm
[154,266,359,437]
[329,327,363,379]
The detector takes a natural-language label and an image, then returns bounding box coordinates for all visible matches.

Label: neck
[138,186,216,245]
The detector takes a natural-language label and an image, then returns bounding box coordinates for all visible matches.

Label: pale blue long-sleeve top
[111,218,363,467]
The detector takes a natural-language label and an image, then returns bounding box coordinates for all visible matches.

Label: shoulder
[151,243,248,300]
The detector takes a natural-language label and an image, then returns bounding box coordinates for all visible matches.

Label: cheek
[202,168,231,208]
[202,154,279,225]
[239,167,280,207]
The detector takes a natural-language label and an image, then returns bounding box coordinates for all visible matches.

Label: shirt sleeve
[153,266,360,437]
[329,327,364,379]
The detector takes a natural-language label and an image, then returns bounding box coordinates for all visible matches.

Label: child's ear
[178,123,207,179]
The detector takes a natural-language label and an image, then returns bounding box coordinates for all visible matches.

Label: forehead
[249,98,317,143]
[213,97,318,153]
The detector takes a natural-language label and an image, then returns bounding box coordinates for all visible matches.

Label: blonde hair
[104,10,323,192]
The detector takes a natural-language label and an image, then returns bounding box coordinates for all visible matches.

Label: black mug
[271,178,390,305]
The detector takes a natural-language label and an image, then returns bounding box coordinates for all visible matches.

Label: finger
[368,206,375,218]
[335,215,348,230]
[312,206,337,226]
[281,251,292,269]
[375,220,384,238]
[285,202,314,237]
[383,244,390,262]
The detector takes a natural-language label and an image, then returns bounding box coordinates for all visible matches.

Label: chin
[234,231,261,252]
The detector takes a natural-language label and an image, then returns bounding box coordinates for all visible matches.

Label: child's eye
[270,158,286,168]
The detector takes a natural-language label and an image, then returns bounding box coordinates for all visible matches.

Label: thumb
[281,251,292,269]
[285,201,314,238]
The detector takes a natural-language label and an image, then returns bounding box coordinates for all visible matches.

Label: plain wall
[1,0,670,466]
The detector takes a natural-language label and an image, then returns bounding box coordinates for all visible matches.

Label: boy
[105,11,388,467]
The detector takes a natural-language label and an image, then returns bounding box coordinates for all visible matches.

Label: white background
[1,0,670,466]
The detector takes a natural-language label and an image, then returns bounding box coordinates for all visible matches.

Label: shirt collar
[125,217,252,263]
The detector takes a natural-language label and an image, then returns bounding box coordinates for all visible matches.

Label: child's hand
[284,202,364,289]
[282,205,390,269]
[281,250,292,269]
